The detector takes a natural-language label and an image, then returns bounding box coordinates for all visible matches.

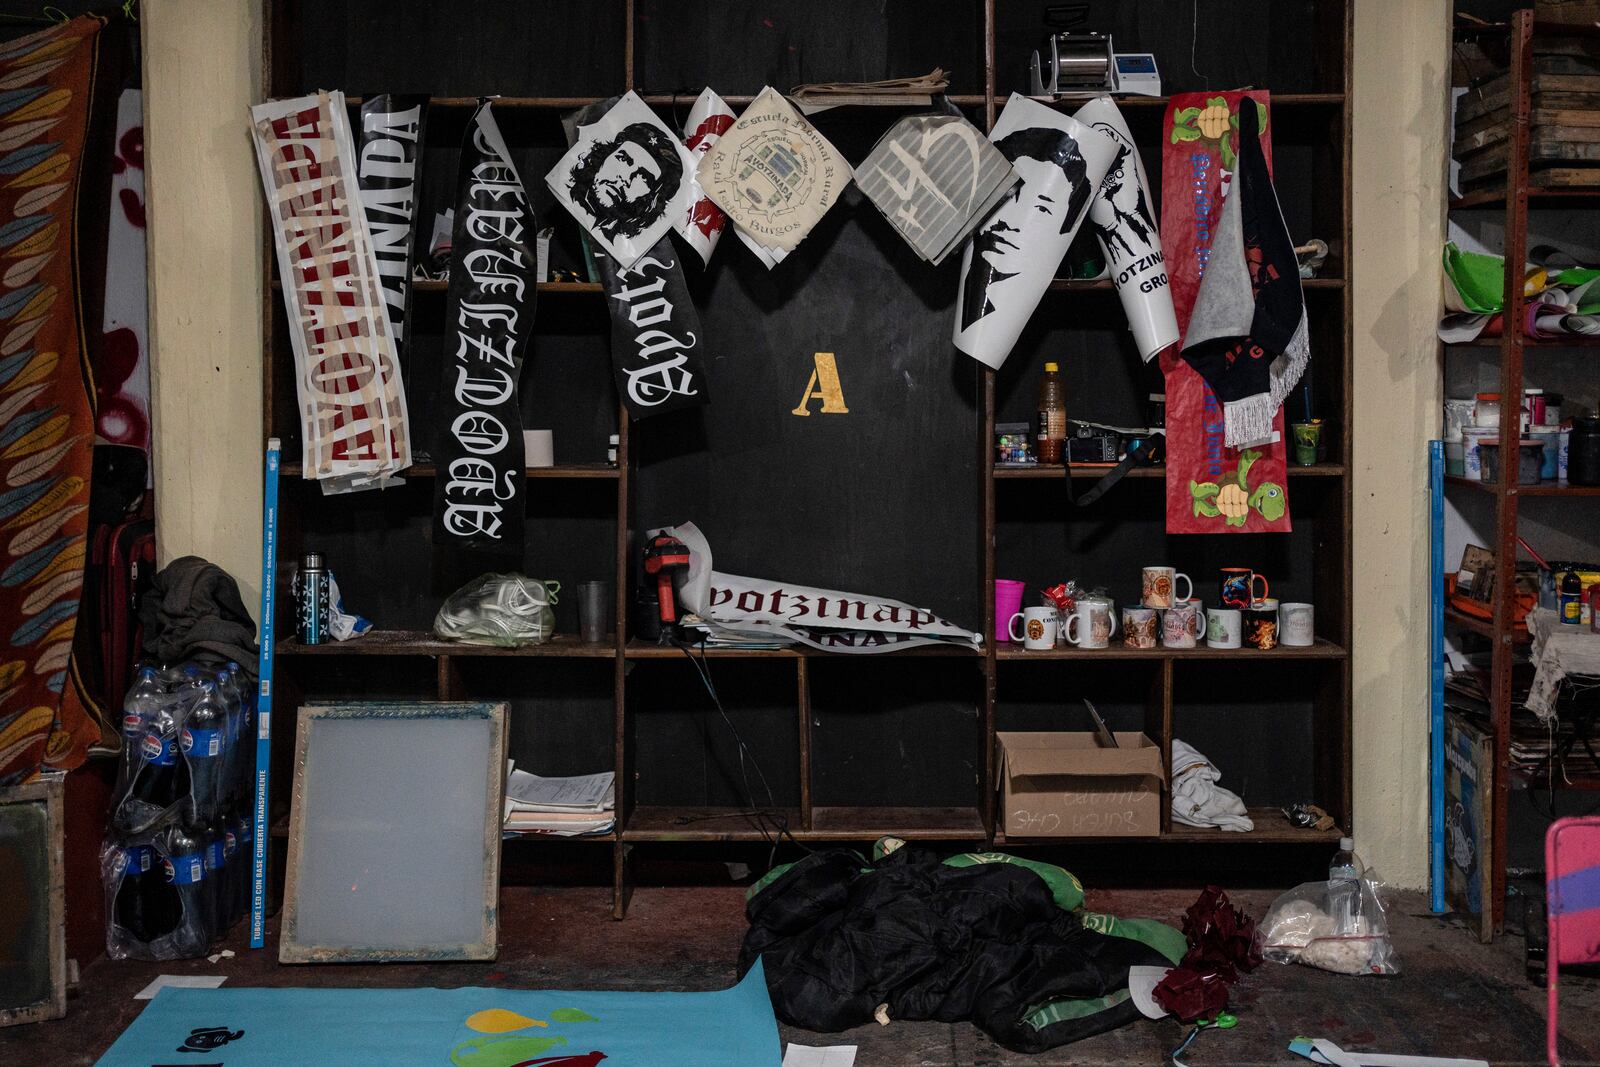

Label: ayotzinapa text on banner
[355,94,427,376]
[595,237,710,420]
[662,522,980,653]
[1072,97,1179,362]
[952,94,1118,371]
[249,91,411,492]
[1159,92,1292,535]
[250,437,279,950]
[432,102,537,558]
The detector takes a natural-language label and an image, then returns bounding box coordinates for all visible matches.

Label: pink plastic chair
[1547,815,1600,1067]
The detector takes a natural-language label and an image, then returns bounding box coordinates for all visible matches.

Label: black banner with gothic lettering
[595,236,710,419]
[432,102,536,557]
[355,94,427,370]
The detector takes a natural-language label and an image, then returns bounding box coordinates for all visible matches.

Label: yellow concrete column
[141,0,265,615]
[1351,0,1450,887]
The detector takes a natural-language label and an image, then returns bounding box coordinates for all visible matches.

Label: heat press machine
[1027,4,1161,97]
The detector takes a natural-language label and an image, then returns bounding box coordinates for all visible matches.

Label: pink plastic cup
[994,579,1026,643]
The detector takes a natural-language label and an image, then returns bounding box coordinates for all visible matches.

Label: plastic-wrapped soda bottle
[120,691,191,834]
[218,664,246,809]
[180,681,226,825]
[112,840,182,944]
[160,821,210,956]
[117,667,162,797]
[203,822,227,941]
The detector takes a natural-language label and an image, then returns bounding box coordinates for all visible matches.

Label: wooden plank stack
[1456,53,1600,190]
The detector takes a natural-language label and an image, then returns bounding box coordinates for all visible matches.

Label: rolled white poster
[1073,97,1180,361]
[953,94,1117,370]
[676,88,735,267]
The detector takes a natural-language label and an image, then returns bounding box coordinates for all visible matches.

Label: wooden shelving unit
[1443,9,1600,928]
[262,0,1354,920]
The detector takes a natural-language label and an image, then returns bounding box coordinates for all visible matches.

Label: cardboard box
[996,731,1164,838]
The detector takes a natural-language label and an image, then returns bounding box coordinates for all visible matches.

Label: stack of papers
[503,769,615,837]
[681,616,794,651]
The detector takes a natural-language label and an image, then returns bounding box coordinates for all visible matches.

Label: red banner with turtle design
[1160,91,1292,534]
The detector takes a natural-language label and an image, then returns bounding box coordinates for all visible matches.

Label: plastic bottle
[1037,361,1066,464]
[117,667,162,796]
[1328,836,1363,928]
[160,821,210,955]
[112,841,182,944]
[1561,569,1584,625]
[215,665,244,810]
[181,681,227,825]
[121,690,192,834]
[204,821,227,941]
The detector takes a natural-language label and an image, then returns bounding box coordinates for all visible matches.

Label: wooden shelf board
[1511,772,1600,792]
[1442,606,1531,645]
[272,817,618,841]
[624,639,983,659]
[270,278,600,294]
[1445,333,1600,348]
[277,631,618,657]
[1446,475,1600,497]
[1048,277,1344,292]
[622,805,985,841]
[996,463,1345,479]
[1453,187,1600,210]
[995,637,1347,661]
[279,462,618,480]
[320,92,1344,112]
[997,808,1343,846]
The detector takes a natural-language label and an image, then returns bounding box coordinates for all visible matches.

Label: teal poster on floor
[96,961,782,1066]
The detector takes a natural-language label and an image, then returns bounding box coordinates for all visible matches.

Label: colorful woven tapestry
[0,14,121,783]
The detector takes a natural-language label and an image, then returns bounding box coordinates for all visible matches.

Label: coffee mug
[1009,606,1058,650]
[1219,568,1268,610]
[1162,599,1207,649]
[1141,566,1193,609]
[1122,607,1158,649]
[1280,602,1314,647]
[1206,608,1242,648]
[1066,597,1117,649]
[1244,605,1279,650]
[1253,596,1279,611]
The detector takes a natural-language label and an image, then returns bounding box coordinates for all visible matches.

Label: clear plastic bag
[433,573,559,647]
[1258,877,1399,975]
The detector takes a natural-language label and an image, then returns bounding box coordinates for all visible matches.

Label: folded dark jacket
[139,555,258,680]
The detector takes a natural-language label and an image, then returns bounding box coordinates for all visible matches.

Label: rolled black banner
[595,235,710,420]
[432,102,537,558]
[355,94,427,365]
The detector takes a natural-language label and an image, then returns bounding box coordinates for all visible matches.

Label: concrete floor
[6,885,1600,1065]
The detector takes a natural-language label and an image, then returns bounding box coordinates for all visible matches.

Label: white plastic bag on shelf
[433,574,559,648]
[1259,875,1400,976]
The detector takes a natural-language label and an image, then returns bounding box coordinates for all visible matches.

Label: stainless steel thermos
[294,552,329,645]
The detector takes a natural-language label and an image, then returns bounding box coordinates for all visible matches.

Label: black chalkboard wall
[270,1,1346,851]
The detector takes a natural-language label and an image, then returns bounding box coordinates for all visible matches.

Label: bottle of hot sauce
[1037,361,1066,464]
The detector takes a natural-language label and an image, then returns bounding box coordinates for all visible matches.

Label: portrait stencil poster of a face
[1073,97,1179,362]
[546,91,697,270]
[952,94,1117,370]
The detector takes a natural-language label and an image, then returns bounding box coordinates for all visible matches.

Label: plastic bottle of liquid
[113,841,182,944]
[1328,836,1363,928]
[120,690,192,834]
[161,821,211,955]
[1561,569,1584,625]
[215,665,244,810]
[181,681,227,825]
[1037,361,1066,464]
[117,667,162,797]
[204,820,228,940]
